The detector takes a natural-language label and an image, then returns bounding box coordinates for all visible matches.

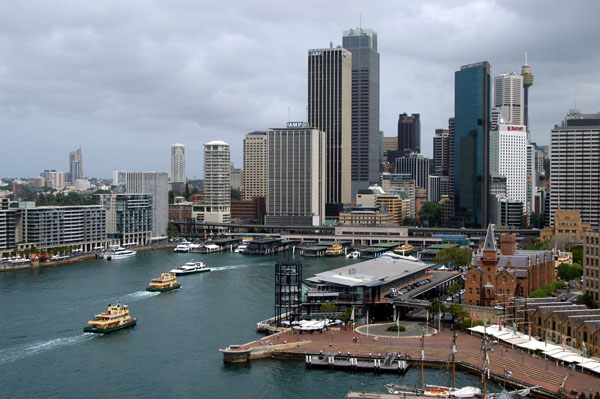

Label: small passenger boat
[394,244,413,255]
[146,272,181,292]
[325,244,344,256]
[169,261,211,275]
[83,301,137,334]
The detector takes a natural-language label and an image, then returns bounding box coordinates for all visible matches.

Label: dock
[305,353,408,374]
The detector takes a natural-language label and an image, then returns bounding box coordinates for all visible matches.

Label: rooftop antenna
[359,12,362,31]
[525,51,528,65]
[288,106,291,123]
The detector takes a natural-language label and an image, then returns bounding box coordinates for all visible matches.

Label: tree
[402,217,418,226]
[448,303,468,321]
[167,223,179,238]
[185,183,190,199]
[576,294,595,308]
[168,190,175,205]
[529,212,544,229]
[522,239,552,251]
[557,263,583,281]
[418,202,442,227]
[567,244,583,265]
[320,302,337,321]
[427,300,447,315]
[231,188,241,201]
[341,306,358,328]
[434,247,472,268]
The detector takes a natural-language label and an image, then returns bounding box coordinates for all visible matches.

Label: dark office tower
[397,113,421,155]
[521,55,534,134]
[454,62,491,228]
[433,129,449,176]
[342,28,380,197]
[308,46,352,214]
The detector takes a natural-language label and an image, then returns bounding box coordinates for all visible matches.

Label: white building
[265,123,326,226]
[490,124,527,212]
[494,73,524,126]
[170,143,186,184]
[194,140,231,224]
[126,172,169,238]
[112,170,127,186]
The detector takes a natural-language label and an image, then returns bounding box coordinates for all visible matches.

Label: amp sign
[287,122,307,128]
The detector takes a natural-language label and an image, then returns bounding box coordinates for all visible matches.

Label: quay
[221,322,600,398]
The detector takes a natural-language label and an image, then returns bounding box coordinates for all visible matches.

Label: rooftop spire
[483,224,497,252]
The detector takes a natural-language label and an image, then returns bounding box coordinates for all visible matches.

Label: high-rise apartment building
[489,124,528,211]
[397,113,421,155]
[243,131,267,200]
[265,122,326,226]
[308,46,352,213]
[433,129,449,176]
[170,143,186,184]
[195,140,231,224]
[69,147,84,183]
[550,110,600,227]
[494,73,523,126]
[396,153,429,190]
[342,28,380,196]
[454,62,491,227]
[126,172,169,237]
[97,194,153,246]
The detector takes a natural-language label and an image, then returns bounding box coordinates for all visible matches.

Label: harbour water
[0,249,500,398]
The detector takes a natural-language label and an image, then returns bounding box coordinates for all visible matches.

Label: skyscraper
[454,61,491,227]
[170,143,186,184]
[494,73,524,125]
[433,129,449,176]
[489,124,527,210]
[308,45,352,214]
[550,110,600,227]
[342,28,380,196]
[243,131,267,200]
[521,58,534,133]
[69,147,83,183]
[201,140,231,223]
[126,172,169,237]
[265,122,326,226]
[396,153,430,191]
[397,113,421,155]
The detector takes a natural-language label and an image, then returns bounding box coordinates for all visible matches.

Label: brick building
[584,229,600,305]
[231,197,266,223]
[464,224,554,307]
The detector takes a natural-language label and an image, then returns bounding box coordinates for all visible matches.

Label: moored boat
[169,261,211,275]
[346,251,361,259]
[173,241,191,252]
[83,301,136,334]
[394,244,413,255]
[146,272,181,292]
[325,244,344,256]
[104,246,136,260]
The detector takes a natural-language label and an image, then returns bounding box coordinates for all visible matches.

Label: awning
[516,339,548,351]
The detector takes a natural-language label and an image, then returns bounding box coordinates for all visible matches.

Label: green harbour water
[0,249,500,398]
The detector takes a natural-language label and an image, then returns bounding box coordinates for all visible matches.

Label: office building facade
[265,123,326,226]
[494,74,523,126]
[243,131,268,200]
[342,28,380,195]
[113,170,127,186]
[396,153,429,190]
[170,143,186,184]
[489,124,527,210]
[308,46,352,212]
[126,172,169,237]
[69,148,84,183]
[433,129,450,176]
[397,113,421,155]
[454,61,491,227]
[97,194,153,246]
[550,111,600,227]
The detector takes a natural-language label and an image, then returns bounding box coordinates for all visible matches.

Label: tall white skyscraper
[494,74,524,126]
[126,172,169,237]
[490,124,528,211]
[170,143,186,184]
[195,140,230,224]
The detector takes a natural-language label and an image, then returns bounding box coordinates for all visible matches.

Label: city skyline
[1,1,599,178]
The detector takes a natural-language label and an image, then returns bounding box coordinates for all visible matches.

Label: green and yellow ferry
[146,272,181,292]
[83,301,137,334]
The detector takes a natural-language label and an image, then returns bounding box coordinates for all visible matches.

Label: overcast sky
[1,0,599,179]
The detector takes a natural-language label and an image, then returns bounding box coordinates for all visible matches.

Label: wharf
[305,353,408,374]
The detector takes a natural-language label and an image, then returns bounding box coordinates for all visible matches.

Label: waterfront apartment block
[0,209,18,256]
[308,46,352,211]
[550,110,600,227]
[243,131,267,200]
[265,123,326,226]
[19,205,107,251]
[584,229,600,305]
[126,171,168,238]
[98,194,153,246]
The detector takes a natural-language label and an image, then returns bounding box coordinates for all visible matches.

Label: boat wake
[122,291,160,301]
[211,262,272,272]
[0,333,96,365]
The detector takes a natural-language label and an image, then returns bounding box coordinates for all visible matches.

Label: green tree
[168,190,175,205]
[231,188,241,201]
[418,202,441,227]
[448,303,468,321]
[522,239,552,250]
[567,244,583,265]
[529,212,544,229]
[434,247,472,268]
[341,306,358,328]
[576,294,595,308]
[185,184,190,199]
[402,217,418,226]
[557,263,583,281]
[320,302,337,320]
[167,223,179,238]
[530,280,567,298]
[92,189,111,195]
[427,299,447,315]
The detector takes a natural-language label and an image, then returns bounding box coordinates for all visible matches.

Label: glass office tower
[453,62,491,227]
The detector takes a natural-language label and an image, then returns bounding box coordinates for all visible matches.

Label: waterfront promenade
[231,322,600,395]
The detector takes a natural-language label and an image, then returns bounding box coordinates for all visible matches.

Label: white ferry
[104,246,137,260]
[169,261,211,275]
